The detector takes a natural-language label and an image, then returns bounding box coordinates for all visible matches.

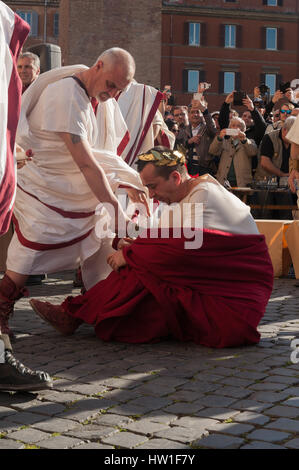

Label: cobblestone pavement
[0,272,298,449]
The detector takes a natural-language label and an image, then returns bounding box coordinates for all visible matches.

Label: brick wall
[162,0,299,110]
[59,0,162,88]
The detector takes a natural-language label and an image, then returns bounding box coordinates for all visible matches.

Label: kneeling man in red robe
[30,147,274,348]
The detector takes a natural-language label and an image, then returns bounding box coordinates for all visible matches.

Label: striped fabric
[0,2,29,235]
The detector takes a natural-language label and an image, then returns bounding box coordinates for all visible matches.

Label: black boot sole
[0,381,53,392]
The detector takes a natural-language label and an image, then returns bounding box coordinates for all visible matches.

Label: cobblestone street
[0,272,298,450]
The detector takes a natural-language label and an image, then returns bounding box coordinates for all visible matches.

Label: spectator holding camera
[175,97,217,176]
[219,91,266,147]
[209,117,257,188]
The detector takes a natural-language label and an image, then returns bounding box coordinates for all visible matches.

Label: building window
[265,74,276,95]
[266,27,277,50]
[187,70,199,92]
[224,72,235,94]
[16,10,38,37]
[266,0,277,5]
[189,23,200,46]
[225,25,236,48]
[53,13,59,37]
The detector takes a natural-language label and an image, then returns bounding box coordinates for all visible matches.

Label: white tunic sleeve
[286,113,299,144]
[39,78,92,139]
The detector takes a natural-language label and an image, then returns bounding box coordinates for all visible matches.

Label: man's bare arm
[58,132,128,228]
[291,143,299,160]
[260,156,289,178]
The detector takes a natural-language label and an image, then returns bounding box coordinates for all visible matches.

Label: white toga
[7,74,145,289]
[157,174,259,235]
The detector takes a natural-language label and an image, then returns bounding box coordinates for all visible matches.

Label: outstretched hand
[107,250,127,271]
[126,188,150,216]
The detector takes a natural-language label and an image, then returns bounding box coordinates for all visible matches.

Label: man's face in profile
[139,163,180,205]
[17,57,40,86]
[94,61,131,102]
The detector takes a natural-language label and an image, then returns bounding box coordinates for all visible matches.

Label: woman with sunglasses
[265,103,294,135]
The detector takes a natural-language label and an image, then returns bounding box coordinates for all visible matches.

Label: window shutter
[182,70,188,92]
[277,28,284,50]
[199,70,206,83]
[219,71,224,94]
[31,11,38,37]
[260,73,266,85]
[53,13,59,37]
[236,25,242,48]
[200,23,207,46]
[278,0,283,6]
[184,22,190,45]
[277,74,283,90]
[262,0,267,5]
[235,72,241,91]
[261,27,266,49]
[219,24,225,47]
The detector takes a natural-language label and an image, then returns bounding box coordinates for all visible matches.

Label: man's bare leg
[6,271,28,289]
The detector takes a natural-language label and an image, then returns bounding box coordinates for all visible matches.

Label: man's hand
[219,128,227,139]
[254,87,261,99]
[126,188,150,216]
[285,88,294,102]
[117,237,135,250]
[107,250,127,271]
[191,98,207,112]
[288,169,299,193]
[16,144,33,169]
[242,95,254,111]
[272,90,284,103]
[188,135,201,145]
[237,130,246,141]
[225,91,235,104]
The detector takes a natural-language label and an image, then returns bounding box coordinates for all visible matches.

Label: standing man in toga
[0,47,148,338]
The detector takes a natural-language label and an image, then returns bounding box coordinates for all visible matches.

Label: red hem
[13,215,93,251]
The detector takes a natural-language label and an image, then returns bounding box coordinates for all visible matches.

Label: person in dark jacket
[175,99,217,176]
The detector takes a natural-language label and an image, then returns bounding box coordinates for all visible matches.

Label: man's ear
[96,60,104,71]
[170,170,182,185]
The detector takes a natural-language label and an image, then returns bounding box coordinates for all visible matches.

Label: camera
[279,81,291,93]
[233,91,246,106]
[199,82,211,90]
[226,128,239,136]
[259,84,270,96]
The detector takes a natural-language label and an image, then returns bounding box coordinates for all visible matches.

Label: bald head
[96,47,135,83]
[78,48,135,102]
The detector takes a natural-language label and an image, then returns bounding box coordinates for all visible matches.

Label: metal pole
[44,0,48,42]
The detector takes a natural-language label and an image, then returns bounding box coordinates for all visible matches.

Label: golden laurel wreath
[138,146,186,167]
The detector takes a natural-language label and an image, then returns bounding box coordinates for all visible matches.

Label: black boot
[0,349,53,392]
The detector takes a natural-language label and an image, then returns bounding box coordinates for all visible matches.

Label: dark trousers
[249,190,296,220]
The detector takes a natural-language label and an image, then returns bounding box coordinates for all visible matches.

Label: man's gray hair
[283,116,296,132]
[96,47,135,80]
[229,116,246,132]
[19,52,40,70]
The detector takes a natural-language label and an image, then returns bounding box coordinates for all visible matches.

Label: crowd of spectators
[161,82,299,219]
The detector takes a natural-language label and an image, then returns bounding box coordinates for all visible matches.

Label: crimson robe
[62,228,273,348]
